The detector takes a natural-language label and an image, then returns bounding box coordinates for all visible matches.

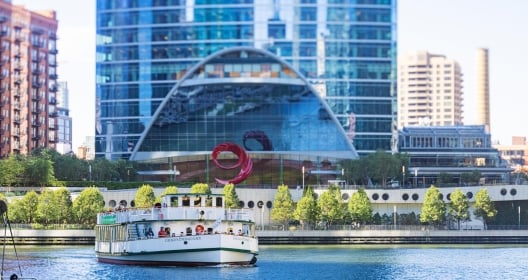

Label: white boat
[94,193,258,266]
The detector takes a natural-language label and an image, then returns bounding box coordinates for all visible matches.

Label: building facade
[56,81,72,154]
[95,0,398,179]
[399,125,511,187]
[397,51,463,128]
[0,2,59,157]
[475,48,490,132]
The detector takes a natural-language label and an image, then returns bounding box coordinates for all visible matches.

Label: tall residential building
[0,2,59,157]
[398,51,463,128]
[476,48,490,132]
[56,81,72,154]
[95,1,397,183]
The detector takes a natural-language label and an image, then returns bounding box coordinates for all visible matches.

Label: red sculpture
[212,142,253,185]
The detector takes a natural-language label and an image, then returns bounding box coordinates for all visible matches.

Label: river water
[1,245,527,279]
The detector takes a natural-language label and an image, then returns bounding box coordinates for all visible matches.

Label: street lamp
[414,168,418,188]
[302,166,305,191]
[402,165,405,188]
[393,205,397,228]
[89,164,92,181]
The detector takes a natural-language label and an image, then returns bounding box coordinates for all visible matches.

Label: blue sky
[15,0,528,149]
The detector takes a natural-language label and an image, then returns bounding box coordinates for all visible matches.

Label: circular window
[119,200,127,207]
[402,193,409,201]
[500,188,507,196]
[130,200,135,207]
[466,192,473,199]
[257,201,264,208]
[446,193,451,201]
[382,193,389,200]
[248,201,255,208]
[266,201,273,208]
[109,200,116,207]
[510,188,517,196]
[238,201,245,208]
[372,193,379,200]
[439,194,444,200]
[342,193,349,200]
[412,193,419,201]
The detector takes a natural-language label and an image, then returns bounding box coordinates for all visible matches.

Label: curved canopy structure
[130,47,357,161]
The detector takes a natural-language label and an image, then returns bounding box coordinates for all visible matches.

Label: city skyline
[14,0,528,150]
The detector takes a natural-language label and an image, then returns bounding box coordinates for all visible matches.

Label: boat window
[205,196,213,206]
[194,196,201,206]
[216,197,223,207]
[170,197,178,207]
[186,227,192,236]
[182,196,190,206]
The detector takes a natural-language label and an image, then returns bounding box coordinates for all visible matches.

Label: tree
[366,150,399,187]
[73,187,105,225]
[348,188,373,225]
[36,188,60,224]
[473,188,497,229]
[0,155,24,188]
[223,183,240,209]
[448,188,470,229]
[420,185,446,226]
[156,186,179,203]
[134,184,156,208]
[317,185,345,227]
[18,191,39,223]
[190,183,211,194]
[24,152,58,187]
[270,185,294,229]
[54,187,73,224]
[293,187,319,229]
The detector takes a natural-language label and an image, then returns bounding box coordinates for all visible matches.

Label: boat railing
[97,206,255,224]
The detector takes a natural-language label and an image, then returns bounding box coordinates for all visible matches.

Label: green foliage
[54,187,73,224]
[460,170,482,185]
[72,186,105,225]
[293,187,319,229]
[18,191,39,223]
[317,185,345,226]
[190,183,211,194]
[340,151,409,186]
[420,185,446,225]
[0,155,24,187]
[134,184,156,208]
[473,188,497,228]
[36,189,54,224]
[437,172,453,185]
[222,183,240,209]
[156,186,179,203]
[270,185,295,227]
[23,152,58,187]
[448,188,470,229]
[348,188,373,225]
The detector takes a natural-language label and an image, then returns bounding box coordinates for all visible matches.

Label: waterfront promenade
[3,229,528,245]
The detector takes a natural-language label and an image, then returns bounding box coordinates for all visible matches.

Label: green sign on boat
[101,214,116,224]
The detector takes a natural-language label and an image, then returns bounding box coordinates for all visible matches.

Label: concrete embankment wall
[258,230,528,245]
[2,230,528,245]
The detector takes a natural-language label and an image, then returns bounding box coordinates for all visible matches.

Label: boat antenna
[0,200,23,279]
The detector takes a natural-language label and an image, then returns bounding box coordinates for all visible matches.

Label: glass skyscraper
[95,0,397,183]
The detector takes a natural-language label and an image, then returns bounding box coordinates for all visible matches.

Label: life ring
[195,224,205,234]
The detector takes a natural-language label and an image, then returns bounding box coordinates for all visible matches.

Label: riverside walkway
[3,229,528,245]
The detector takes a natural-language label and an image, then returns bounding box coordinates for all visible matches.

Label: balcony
[49,98,56,104]
[49,85,58,92]
[32,82,41,88]
[49,74,58,80]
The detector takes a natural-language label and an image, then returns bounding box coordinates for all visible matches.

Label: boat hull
[95,234,258,267]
